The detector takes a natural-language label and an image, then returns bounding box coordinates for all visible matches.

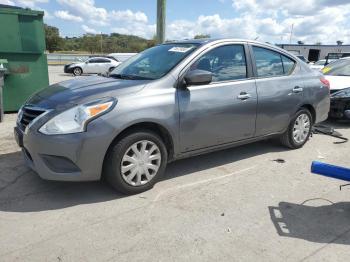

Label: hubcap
[293,113,311,144]
[121,140,161,186]
[74,68,81,75]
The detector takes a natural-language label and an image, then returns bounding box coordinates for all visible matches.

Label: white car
[322,57,350,91]
[108,53,137,62]
[310,59,336,71]
[322,58,350,119]
[64,57,121,76]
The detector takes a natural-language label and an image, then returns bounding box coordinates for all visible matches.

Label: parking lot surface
[0,67,350,261]
[48,65,74,84]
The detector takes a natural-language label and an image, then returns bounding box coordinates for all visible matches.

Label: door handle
[293,86,303,93]
[237,92,252,100]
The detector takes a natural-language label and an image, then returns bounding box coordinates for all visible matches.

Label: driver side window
[190,44,247,82]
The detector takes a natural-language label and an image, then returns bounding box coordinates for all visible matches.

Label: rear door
[178,43,258,152]
[84,58,100,73]
[250,45,304,136]
[98,58,113,73]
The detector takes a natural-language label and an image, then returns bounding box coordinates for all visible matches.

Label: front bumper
[64,65,74,73]
[14,118,116,182]
[329,97,350,119]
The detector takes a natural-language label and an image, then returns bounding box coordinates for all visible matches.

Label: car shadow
[269,200,350,245]
[0,139,286,213]
[164,139,285,180]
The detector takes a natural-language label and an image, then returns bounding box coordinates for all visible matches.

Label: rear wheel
[108,67,116,73]
[73,67,82,76]
[104,130,168,194]
[280,109,312,149]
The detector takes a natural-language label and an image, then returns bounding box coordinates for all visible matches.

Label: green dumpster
[0,5,49,111]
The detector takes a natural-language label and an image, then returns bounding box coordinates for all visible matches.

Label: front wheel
[280,109,312,149]
[104,130,168,194]
[73,67,82,76]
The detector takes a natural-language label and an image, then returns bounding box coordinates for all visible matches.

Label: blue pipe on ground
[311,161,350,182]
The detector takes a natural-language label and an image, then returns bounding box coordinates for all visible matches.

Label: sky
[1,0,350,44]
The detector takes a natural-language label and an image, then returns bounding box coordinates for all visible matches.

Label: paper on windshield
[168,46,193,53]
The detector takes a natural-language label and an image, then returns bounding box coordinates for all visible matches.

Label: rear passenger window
[281,55,296,75]
[253,46,284,77]
[98,58,111,63]
[190,44,247,82]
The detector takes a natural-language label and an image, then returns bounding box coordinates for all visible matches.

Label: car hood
[324,75,350,90]
[26,76,148,109]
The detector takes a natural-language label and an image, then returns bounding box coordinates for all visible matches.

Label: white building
[278,44,350,62]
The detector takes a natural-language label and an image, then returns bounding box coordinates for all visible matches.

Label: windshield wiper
[109,74,154,80]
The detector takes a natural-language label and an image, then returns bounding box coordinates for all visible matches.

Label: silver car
[14,39,330,194]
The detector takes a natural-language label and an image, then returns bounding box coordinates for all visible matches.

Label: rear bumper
[329,98,350,119]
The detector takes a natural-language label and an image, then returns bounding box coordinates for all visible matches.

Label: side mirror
[184,69,212,86]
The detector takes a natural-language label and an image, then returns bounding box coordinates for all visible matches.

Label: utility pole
[289,24,294,44]
[156,0,166,44]
[100,32,103,54]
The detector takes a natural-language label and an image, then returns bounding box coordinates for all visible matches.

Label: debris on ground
[312,124,348,144]
[272,159,286,164]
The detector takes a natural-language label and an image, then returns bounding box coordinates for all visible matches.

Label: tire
[280,109,313,149]
[108,67,116,73]
[104,130,168,194]
[73,67,82,76]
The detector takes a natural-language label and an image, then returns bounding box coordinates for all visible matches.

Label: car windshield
[323,59,350,76]
[110,43,199,80]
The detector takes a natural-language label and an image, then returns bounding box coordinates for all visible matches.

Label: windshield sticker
[168,47,193,53]
[322,67,331,74]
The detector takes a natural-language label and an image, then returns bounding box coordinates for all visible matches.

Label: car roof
[89,56,112,59]
[166,38,277,45]
[165,38,288,53]
[162,38,301,63]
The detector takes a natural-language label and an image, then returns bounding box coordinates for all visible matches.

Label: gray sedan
[14,39,330,194]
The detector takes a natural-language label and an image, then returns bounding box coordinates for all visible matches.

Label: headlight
[331,88,350,98]
[39,98,116,135]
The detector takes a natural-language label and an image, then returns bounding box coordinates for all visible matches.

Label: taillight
[320,77,330,90]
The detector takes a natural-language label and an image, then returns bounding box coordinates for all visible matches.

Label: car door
[99,58,113,73]
[84,58,100,74]
[178,44,257,152]
[251,45,304,136]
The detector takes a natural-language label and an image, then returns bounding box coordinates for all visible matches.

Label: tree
[337,40,344,46]
[44,24,63,52]
[82,34,100,54]
[194,34,210,39]
[297,40,304,45]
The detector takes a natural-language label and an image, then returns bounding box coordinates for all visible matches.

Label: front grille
[19,106,46,130]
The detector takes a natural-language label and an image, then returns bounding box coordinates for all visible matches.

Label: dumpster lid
[0,4,44,16]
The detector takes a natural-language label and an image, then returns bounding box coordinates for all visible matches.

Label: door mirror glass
[184,69,212,86]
